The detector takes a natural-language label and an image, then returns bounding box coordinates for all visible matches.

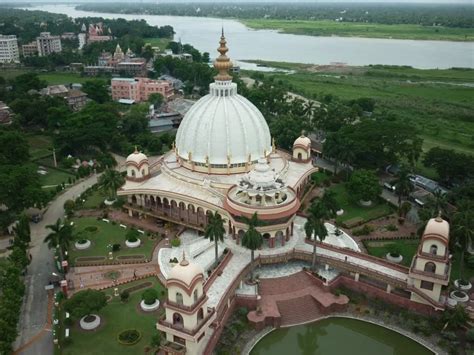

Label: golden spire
[213,28,233,81]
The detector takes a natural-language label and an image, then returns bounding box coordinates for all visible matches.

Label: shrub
[112,243,121,252]
[388,244,401,257]
[120,290,129,302]
[117,329,141,345]
[150,333,161,347]
[352,224,374,236]
[64,289,107,319]
[64,317,73,327]
[142,288,159,305]
[171,238,181,247]
[126,229,139,243]
[466,328,474,343]
[386,224,398,232]
[467,255,474,269]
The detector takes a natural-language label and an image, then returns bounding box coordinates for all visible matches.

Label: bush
[150,333,161,347]
[466,328,474,343]
[64,289,107,319]
[117,329,141,345]
[120,290,129,302]
[142,288,159,305]
[112,243,121,252]
[467,255,474,269]
[64,317,73,327]
[386,224,398,232]
[171,238,181,247]
[85,226,98,233]
[126,229,139,243]
[352,224,374,236]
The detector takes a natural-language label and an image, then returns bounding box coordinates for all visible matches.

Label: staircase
[277,294,321,326]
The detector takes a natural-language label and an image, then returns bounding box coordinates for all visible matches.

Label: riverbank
[241,19,474,42]
[243,61,474,158]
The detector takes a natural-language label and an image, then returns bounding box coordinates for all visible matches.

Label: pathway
[15,174,99,355]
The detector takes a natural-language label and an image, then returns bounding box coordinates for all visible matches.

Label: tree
[452,206,474,283]
[148,93,164,109]
[44,218,74,269]
[204,211,226,267]
[13,213,31,245]
[64,289,107,319]
[99,168,125,199]
[64,199,76,218]
[393,167,414,209]
[0,130,30,165]
[82,80,110,103]
[241,213,263,281]
[304,201,329,270]
[346,169,381,203]
[423,147,474,186]
[142,288,159,305]
[442,305,469,331]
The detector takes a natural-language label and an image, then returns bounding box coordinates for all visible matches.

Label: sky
[1,0,472,3]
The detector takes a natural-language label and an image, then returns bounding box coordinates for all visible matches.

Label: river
[24,4,474,69]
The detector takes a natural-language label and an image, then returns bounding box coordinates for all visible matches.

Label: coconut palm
[99,168,125,200]
[452,207,474,283]
[304,201,329,270]
[44,218,74,270]
[204,211,226,266]
[393,167,414,209]
[241,213,263,281]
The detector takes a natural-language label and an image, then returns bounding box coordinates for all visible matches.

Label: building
[118,32,316,251]
[87,22,112,43]
[0,101,13,125]
[0,35,20,63]
[36,32,62,57]
[408,215,451,308]
[40,85,88,111]
[21,42,38,57]
[111,77,173,103]
[157,254,216,355]
[78,33,87,50]
[83,45,147,77]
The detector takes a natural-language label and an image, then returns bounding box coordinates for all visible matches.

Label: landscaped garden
[79,187,109,210]
[68,217,159,266]
[58,277,166,355]
[329,183,394,227]
[364,239,420,267]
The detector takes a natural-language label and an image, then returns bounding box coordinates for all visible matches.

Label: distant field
[146,37,171,51]
[0,69,87,85]
[241,19,474,42]
[247,62,474,156]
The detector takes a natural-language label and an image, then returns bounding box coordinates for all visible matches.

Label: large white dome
[176,82,271,166]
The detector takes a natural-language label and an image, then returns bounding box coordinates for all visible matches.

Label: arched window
[131,169,136,177]
[430,244,438,255]
[197,308,204,321]
[424,262,436,273]
[298,152,303,160]
[176,292,183,305]
[141,169,145,176]
[193,289,198,303]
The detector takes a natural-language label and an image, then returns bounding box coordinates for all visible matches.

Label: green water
[250,317,433,355]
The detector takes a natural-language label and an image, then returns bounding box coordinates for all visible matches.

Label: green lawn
[450,250,474,282]
[247,63,474,156]
[80,188,108,210]
[364,239,420,267]
[68,217,158,265]
[146,37,171,51]
[62,277,166,355]
[38,72,87,85]
[329,183,394,225]
[38,166,74,187]
[27,134,53,160]
[241,19,474,41]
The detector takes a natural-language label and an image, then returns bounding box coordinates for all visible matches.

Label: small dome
[168,256,204,286]
[126,148,148,166]
[293,134,311,148]
[423,216,449,242]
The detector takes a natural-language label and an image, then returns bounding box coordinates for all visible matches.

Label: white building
[0,35,20,63]
[36,32,62,57]
[78,33,87,50]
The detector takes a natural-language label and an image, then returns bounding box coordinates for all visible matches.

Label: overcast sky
[2,0,472,3]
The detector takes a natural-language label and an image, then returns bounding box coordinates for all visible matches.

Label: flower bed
[386,253,403,264]
[80,314,101,330]
[75,239,91,250]
[454,279,472,291]
[125,238,141,248]
[140,299,160,312]
[117,329,141,345]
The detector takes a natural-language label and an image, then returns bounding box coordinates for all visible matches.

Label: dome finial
[180,251,189,266]
[213,30,233,82]
[134,145,138,153]
[435,210,443,222]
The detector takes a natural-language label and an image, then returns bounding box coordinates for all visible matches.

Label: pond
[24,4,474,69]
[250,317,433,355]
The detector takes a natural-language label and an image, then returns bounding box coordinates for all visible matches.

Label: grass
[329,183,394,224]
[37,72,87,85]
[451,250,474,282]
[62,276,165,355]
[247,62,474,157]
[27,134,53,160]
[240,19,474,42]
[38,165,74,187]
[146,37,171,51]
[80,188,108,210]
[364,239,420,267]
[68,217,158,265]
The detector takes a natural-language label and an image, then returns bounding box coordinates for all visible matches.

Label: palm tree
[241,213,263,281]
[452,207,474,283]
[393,167,414,209]
[304,201,329,270]
[204,211,226,267]
[44,218,74,271]
[99,168,125,200]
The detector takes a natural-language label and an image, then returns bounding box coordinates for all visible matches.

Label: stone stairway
[259,272,315,296]
[277,294,322,327]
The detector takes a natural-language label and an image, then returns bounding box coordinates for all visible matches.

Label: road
[15,174,99,355]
